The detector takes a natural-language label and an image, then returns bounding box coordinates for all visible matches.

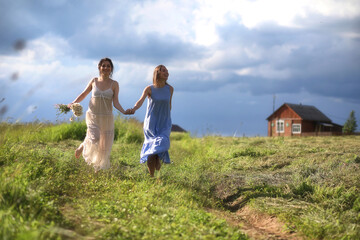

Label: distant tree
[343,110,357,134]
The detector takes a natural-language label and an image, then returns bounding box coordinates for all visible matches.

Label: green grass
[1,118,360,239]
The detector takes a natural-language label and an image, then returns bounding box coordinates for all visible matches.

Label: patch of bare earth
[209,206,302,240]
[210,177,303,239]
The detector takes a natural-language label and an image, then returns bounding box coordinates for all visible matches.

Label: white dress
[82,79,114,171]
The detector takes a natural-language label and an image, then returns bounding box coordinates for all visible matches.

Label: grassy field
[1,117,359,239]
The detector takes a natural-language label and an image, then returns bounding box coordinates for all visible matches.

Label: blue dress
[140,85,172,164]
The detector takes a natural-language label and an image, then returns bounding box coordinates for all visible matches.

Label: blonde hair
[152,65,167,87]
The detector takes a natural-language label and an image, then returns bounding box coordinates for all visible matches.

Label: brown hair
[98,57,114,77]
[152,65,168,86]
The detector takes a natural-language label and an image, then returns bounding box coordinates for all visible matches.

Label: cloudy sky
[0,0,359,136]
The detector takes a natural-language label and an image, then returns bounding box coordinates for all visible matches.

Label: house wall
[268,120,344,137]
[267,105,302,137]
[301,121,316,132]
[268,119,305,136]
[268,121,274,136]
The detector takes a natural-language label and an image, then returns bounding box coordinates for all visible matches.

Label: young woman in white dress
[68,58,132,172]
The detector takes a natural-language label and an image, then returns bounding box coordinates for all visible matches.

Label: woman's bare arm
[169,84,174,110]
[68,78,94,107]
[112,80,126,114]
[132,86,151,112]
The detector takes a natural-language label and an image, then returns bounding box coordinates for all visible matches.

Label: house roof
[267,103,332,122]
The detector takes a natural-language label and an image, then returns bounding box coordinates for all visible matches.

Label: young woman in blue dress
[130,65,174,177]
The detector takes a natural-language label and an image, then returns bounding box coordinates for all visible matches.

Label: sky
[0,0,359,136]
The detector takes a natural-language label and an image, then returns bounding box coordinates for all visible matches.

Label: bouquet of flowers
[55,103,83,121]
[70,103,83,117]
[55,104,71,116]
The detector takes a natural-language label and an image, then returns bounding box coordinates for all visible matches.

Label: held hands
[124,108,135,115]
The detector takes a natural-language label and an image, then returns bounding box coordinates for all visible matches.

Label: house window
[292,124,301,134]
[276,120,284,133]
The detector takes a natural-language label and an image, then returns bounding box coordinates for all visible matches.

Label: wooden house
[266,103,343,137]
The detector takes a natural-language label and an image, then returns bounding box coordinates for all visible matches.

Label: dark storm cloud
[0,0,207,63]
[170,70,242,92]
[171,70,221,92]
[210,15,360,102]
[70,32,208,64]
[163,13,360,102]
[0,0,107,53]
[0,0,153,56]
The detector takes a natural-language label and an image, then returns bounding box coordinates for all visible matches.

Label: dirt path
[208,186,303,240]
[209,206,302,240]
[209,175,304,239]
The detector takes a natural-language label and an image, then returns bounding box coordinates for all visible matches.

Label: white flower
[70,103,83,117]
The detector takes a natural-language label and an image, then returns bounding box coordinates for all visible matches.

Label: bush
[46,121,87,141]
[114,117,144,144]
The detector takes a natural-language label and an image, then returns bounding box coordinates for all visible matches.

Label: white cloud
[21,34,71,62]
[130,0,196,42]
[235,64,291,80]
[235,67,252,76]
[26,104,37,114]
[0,55,62,86]
[193,0,240,45]
[309,0,360,18]
[113,61,153,87]
[194,0,360,34]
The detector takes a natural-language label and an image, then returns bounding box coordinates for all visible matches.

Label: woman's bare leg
[147,155,156,177]
[155,155,161,171]
[75,143,83,159]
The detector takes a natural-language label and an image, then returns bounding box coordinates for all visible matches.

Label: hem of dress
[82,140,111,171]
[140,154,171,164]
[84,158,111,171]
[140,161,171,164]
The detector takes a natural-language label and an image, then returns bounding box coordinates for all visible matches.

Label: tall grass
[1,118,360,239]
[0,118,246,239]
